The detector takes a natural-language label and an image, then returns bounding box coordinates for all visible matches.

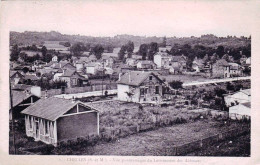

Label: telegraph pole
[101,59,104,96]
[9,78,16,154]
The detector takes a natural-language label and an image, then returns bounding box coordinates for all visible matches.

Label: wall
[56,112,98,142]
[117,84,130,101]
[154,55,162,68]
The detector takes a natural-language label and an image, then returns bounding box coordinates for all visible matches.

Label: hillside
[10,31,250,48]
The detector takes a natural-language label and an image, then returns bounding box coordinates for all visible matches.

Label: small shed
[21,97,99,146]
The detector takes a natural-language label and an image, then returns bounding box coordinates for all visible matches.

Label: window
[140,88,145,96]
[72,78,77,85]
[149,76,153,81]
[155,86,159,94]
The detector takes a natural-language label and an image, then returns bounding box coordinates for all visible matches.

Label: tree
[161,36,167,47]
[138,44,149,60]
[70,42,84,57]
[126,41,134,58]
[216,45,225,58]
[91,44,104,59]
[169,80,183,89]
[42,53,52,63]
[41,46,47,57]
[10,45,20,61]
[221,54,229,62]
[148,42,158,61]
[210,53,219,63]
[118,45,127,60]
[19,52,28,62]
[31,44,38,51]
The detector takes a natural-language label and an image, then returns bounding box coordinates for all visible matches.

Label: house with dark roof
[10,85,41,120]
[10,71,24,85]
[21,97,99,146]
[117,71,168,104]
[59,69,88,88]
[170,55,187,72]
[229,102,250,120]
[212,59,230,78]
[229,62,243,77]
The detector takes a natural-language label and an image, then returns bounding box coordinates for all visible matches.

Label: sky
[1,1,259,37]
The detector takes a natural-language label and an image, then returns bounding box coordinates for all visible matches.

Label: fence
[42,84,117,97]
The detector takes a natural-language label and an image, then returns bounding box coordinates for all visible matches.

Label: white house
[224,89,251,107]
[153,52,171,69]
[136,60,155,69]
[52,55,58,62]
[85,62,102,75]
[229,102,250,120]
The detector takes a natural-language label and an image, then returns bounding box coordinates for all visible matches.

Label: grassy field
[159,74,209,83]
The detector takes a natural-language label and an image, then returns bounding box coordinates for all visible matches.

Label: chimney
[129,72,131,82]
[240,51,242,55]
[72,96,75,103]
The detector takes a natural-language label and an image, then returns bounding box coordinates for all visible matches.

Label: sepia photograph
[1,0,259,164]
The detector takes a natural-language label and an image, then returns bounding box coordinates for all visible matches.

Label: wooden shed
[21,97,99,146]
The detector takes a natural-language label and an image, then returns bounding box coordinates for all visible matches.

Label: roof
[11,84,34,91]
[45,61,57,67]
[21,97,98,121]
[214,59,229,66]
[240,89,251,96]
[172,55,187,62]
[86,62,101,67]
[117,71,163,86]
[241,102,251,108]
[193,59,205,67]
[60,69,76,77]
[138,60,154,65]
[10,71,23,78]
[11,90,36,107]
[229,63,241,70]
[24,75,39,81]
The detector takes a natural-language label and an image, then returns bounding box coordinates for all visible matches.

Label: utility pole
[101,59,104,96]
[9,78,16,154]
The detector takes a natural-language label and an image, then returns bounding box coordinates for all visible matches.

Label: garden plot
[84,119,248,156]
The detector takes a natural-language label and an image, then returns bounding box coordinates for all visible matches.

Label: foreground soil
[186,133,250,156]
[75,119,248,156]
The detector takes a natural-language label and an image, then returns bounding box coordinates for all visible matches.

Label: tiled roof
[21,97,98,121]
[117,71,162,86]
